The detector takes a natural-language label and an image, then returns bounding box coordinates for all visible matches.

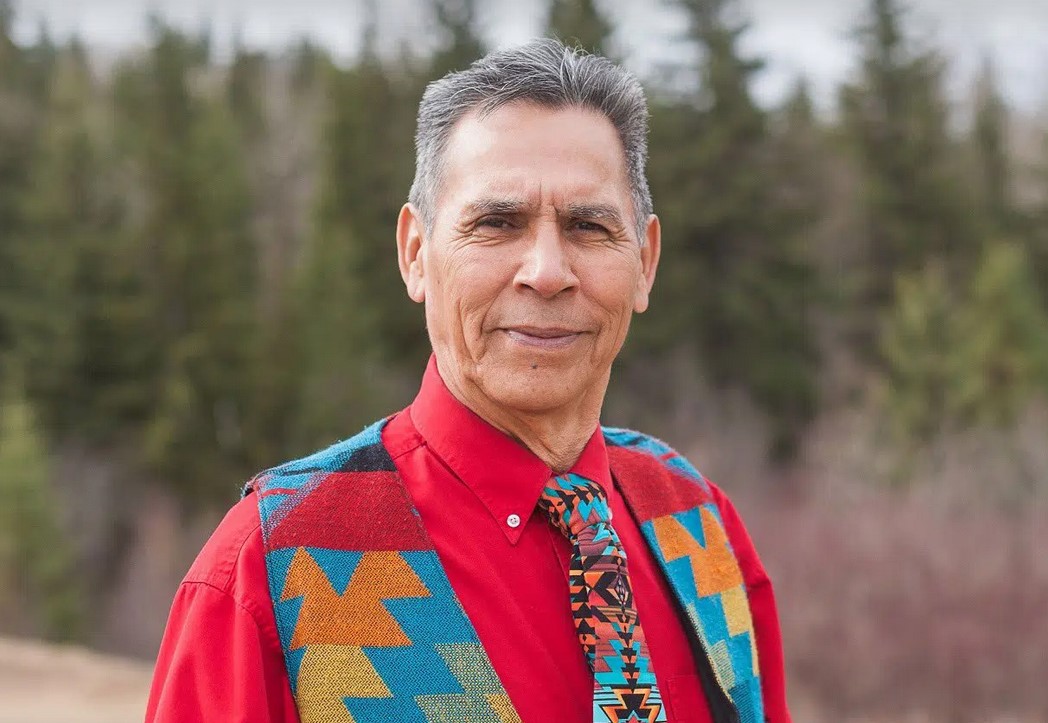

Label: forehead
[438,102,631,213]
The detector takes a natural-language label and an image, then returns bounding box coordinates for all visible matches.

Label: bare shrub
[736,481,1048,723]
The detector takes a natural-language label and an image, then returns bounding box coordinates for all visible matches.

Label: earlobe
[396,203,426,304]
[634,214,661,313]
[634,285,650,314]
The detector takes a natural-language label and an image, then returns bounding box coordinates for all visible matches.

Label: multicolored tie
[538,473,667,723]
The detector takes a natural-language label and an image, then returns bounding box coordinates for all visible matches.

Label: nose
[513,221,579,299]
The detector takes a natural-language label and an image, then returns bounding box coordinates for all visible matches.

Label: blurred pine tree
[881,242,1048,449]
[0,387,82,641]
[971,58,1016,235]
[840,0,979,355]
[0,2,55,380]
[951,243,1048,428]
[111,23,259,503]
[14,44,154,444]
[545,0,615,57]
[639,0,820,459]
[428,0,486,77]
[1029,121,1048,312]
[880,260,957,444]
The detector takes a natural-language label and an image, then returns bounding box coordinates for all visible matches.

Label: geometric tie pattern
[603,426,764,723]
[538,474,667,723]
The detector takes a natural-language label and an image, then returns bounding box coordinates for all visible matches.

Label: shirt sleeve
[709,483,793,723]
[145,496,300,723]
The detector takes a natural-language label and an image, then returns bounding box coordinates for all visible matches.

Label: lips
[503,326,583,350]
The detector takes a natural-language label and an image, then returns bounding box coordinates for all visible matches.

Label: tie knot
[537,473,612,539]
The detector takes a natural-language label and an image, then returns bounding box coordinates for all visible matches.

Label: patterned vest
[244,418,764,723]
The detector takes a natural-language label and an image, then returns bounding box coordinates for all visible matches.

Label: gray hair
[408,38,653,242]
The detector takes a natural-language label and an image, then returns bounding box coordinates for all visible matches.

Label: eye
[574,220,609,234]
[476,216,513,230]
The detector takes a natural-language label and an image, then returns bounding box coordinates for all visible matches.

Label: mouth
[502,326,584,350]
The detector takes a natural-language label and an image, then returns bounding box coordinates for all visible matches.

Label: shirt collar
[409,355,612,544]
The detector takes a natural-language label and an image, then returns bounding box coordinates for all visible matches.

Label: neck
[438,362,606,473]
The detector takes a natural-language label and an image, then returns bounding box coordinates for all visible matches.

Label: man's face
[398,102,660,416]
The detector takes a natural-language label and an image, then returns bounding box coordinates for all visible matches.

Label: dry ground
[0,637,151,723]
[0,636,1039,723]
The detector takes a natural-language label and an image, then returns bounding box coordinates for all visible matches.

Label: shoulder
[603,425,755,543]
[179,417,392,605]
[243,417,395,499]
[602,426,712,493]
[184,494,263,593]
[239,413,429,550]
[243,417,395,536]
[173,494,282,643]
[604,426,770,585]
[603,425,722,519]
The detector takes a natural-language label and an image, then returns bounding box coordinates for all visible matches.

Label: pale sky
[10,0,1048,114]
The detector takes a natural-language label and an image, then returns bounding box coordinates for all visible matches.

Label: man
[146,39,791,723]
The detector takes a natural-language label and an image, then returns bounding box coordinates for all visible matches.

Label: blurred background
[1,0,1046,720]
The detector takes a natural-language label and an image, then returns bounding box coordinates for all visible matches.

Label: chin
[481,365,586,413]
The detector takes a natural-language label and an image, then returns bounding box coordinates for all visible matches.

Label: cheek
[588,264,641,328]
[429,247,511,338]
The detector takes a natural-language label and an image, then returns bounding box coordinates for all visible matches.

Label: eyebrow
[565,202,626,229]
[460,198,627,229]
[461,198,533,218]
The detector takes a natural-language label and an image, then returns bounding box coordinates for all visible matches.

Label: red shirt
[146,359,791,722]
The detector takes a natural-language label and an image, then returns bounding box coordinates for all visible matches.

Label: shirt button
[506,513,521,528]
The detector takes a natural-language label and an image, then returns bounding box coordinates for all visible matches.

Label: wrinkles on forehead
[435,104,637,238]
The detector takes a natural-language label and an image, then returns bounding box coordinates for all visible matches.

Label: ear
[397,203,426,303]
[634,214,661,314]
